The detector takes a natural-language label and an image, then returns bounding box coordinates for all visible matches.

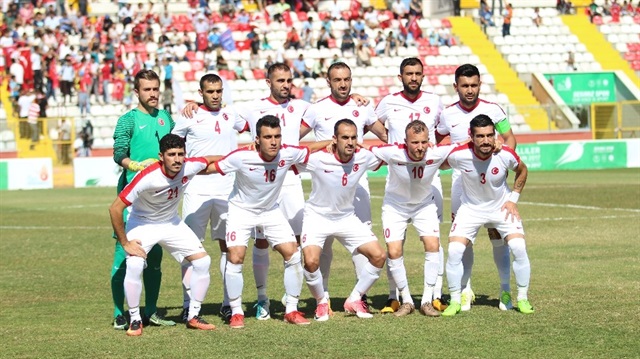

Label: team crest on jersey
[279,160,286,167]
[426,159,434,165]
[223,113,229,121]
[424,107,431,114]
[491,167,499,175]
[287,105,294,113]
[182,176,188,184]
[158,118,165,126]
[352,110,359,117]
[353,164,359,172]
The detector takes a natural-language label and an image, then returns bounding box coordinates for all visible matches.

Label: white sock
[349,262,381,302]
[508,238,530,301]
[253,246,269,302]
[304,268,326,302]
[220,252,229,306]
[492,239,512,292]
[446,242,466,303]
[352,253,368,282]
[124,256,144,321]
[283,251,302,314]
[181,262,192,309]
[388,257,409,302]
[189,256,211,304]
[434,245,444,299]
[422,251,439,305]
[188,299,202,321]
[386,255,398,300]
[225,262,244,315]
[461,244,474,292]
[320,237,334,292]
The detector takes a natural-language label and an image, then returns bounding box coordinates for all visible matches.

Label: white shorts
[301,209,377,255]
[277,183,305,235]
[354,180,372,227]
[382,202,440,243]
[226,204,297,248]
[182,192,228,241]
[126,216,206,263]
[449,205,525,244]
[431,172,444,223]
[450,169,462,219]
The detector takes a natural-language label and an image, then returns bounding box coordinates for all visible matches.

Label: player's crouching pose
[207,115,331,329]
[441,115,534,317]
[299,119,387,320]
[370,120,455,317]
[108,134,219,336]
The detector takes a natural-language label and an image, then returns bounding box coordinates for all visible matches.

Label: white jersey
[119,158,208,223]
[301,95,377,142]
[446,143,521,212]
[215,145,309,213]
[237,97,310,185]
[436,99,508,143]
[375,91,442,144]
[370,144,453,210]
[172,105,247,196]
[299,148,382,220]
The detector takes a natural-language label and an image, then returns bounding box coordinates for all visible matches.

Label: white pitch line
[370,196,640,213]
[2,214,638,231]
[31,204,108,211]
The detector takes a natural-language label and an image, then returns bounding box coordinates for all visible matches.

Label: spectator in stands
[248,28,261,69]
[392,0,408,19]
[9,57,24,91]
[385,31,400,56]
[293,54,311,78]
[284,27,301,50]
[216,48,229,70]
[438,27,452,46]
[163,57,173,88]
[409,0,422,16]
[160,11,173,30]
[162,83,174,114]
[301,80,314,102]
[272,0,291,22]
[118,3,134,26]
[374,31,386,55]
[320,17,335,38]
[588,0,601,21]
[301,28,313,49]
[301,16,313,34]
[316,28,330,49]
[353,16,367,33]
[18,88,36,139]
[44,8,61,30]
[208,27,222,49]
[356,43,372,67]
[262,33,273,50]
[59,56,74,105]
[312,57,327,79]
[204,47,217,71]
[566,51,576,71]
[364,6,379,28]
[28,95,41,150]
[194,14,209,34]
[502,3,512,37]
[264,55,275,76]
[9,76,20,117]
[357,29,370,47]
[330,0,343,20]
[174,38,189,62]
[480,3,495,33]
[234,60,247,80]
[622,0,634,15]
[237,9,251,24]
[78,65,92,118]
[532,7,542,27]
[341,30,356,54]
[58,119,71,164]
[601,0,612,15]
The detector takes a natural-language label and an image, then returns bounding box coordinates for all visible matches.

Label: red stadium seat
[191,61,204,71]
[378,87,389,97]
[428,46,439,56]
[297,11,308,21]
[327,38,337,48]
[428,75,439,86]
[592,16,603,25]
[282,11,293,26]
[253,69,266,79]
[184,71,196,81]
[441,18,452,28]
[383,77,394,86]
[424,66,436,76]
[235,40,251,51]
[624,52,636,61]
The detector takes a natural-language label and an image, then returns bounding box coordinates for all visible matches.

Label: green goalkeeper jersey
[113,108,175,190]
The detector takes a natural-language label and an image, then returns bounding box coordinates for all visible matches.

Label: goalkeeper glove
[127,158,157,172]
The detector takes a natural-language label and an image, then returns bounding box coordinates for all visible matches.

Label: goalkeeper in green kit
[110,70,198,329]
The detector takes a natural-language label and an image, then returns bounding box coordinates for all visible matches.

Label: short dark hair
[267,63,291,79]
[327,62,351,80]
[405,120,428,136]
[134,69,160,91]
[334,119,356,136]
[454,64,480,83]
[199,73,222,90]
[400,57,423,74]
[469,114,495,135]
[256,115,280,136]
[159,133,185,153]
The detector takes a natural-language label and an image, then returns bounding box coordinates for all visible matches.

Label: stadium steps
[448,16,553,130]
[370,0,388,10]
[561,15,639,83]
[460,0,479,9]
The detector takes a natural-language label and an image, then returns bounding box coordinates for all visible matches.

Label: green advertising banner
[544,72,616,105]
[0,162,8,190]
[516,141,627,171]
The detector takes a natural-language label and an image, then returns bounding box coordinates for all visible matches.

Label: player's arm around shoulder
[108,196,146,258]
[502,158,528,222]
